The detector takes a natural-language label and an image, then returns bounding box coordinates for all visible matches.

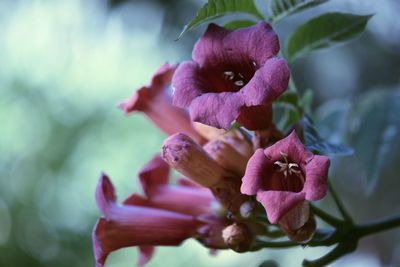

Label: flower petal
[241,149,272,195]
[121,63,205,143]
[192,23,231,68]
[193,22,279,68]
[256,190,306,224]
[241,57,290,106]
[138,155,169,197]
[172,61,208,108]
[223,21,280,66]
[95,173,116,217]
[137,246,155,267]
[303,155,330,200]
[126,155,214,216]
[189,92,244,129]
[93,173,201,267]
[236,105,272,130]
[92,208,197,267]
[120,63,176,113]
[264,131,313,165]
[123,194,151,206]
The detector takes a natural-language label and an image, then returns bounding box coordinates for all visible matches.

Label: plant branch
[303,241,357,267]
[357,215,400,238]
[310,204,343,227]
[328,181,353,223]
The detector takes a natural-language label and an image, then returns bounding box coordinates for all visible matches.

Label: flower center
[223,71,246,88]
[274,152,305,186]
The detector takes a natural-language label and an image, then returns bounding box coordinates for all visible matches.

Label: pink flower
[240,131,330,240]
[92,173,202,267]
[127,154,215,216]
[120,63,205,144]
[172,22,290,130]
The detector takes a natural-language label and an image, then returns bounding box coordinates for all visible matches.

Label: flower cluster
[93,22,330,266]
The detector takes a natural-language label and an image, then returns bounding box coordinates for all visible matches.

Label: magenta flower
[172,22,290,130]
[128,154,215,216]
[240,131,330,233]
[93,173,201,267]
[120,63,205,144]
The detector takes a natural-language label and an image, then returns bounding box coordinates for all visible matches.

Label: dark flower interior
[262,154,305,193]
[199,59,258,93]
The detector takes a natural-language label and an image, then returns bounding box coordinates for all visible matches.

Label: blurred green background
[0,0,399,267]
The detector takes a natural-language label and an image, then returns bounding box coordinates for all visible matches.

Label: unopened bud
[193,122,226,140]
[222,135,253,159]
[204,139,249,176]
[222,223,253,252]
[197,216,228,249]
[162,133,227,187]
[240,201,255,219]
[210,200,227,217]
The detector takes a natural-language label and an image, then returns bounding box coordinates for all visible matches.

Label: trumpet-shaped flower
[172,22,290,130]
[120,63,205,144]
[130,154,215,216]
[241,131,330,239]
[93,173,201,267]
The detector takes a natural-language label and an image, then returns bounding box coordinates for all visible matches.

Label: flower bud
[239,201,255,219]
[162,133,226,187]
[222,135,253,159]
[196,216,229,249]
[204,139,248,176]
[193,122,226,140]
[222,223,253,252]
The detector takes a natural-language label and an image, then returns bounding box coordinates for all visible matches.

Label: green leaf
[287,13,373,61]
[302,116,353,156]
[269,0,328,23]
[275,90,313,131]
[276,91,300,107]
[178,0,264,39]
[315,99,351,144]
[351,90,400,193]
[224,19,256,30]
[299,89,313,114]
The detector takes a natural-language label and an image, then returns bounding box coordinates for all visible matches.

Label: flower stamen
[223,71,235,80]
[274,152,305,184]
[234,80,244,86]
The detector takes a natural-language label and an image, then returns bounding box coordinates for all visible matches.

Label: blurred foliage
[315,89,400,193]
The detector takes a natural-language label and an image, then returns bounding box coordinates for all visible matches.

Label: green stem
[310,204,343,227]
[357,215,400,237]
[303,241,357,267]
[304,215,400,266]
[328,181,353,223]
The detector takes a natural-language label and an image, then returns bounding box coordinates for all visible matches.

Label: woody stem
[310,204,343,227]
[357,215,400,237]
